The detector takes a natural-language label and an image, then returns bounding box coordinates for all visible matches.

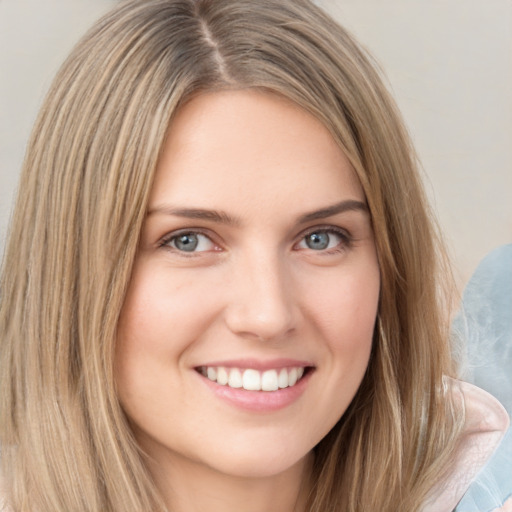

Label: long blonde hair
[0,0,460,510]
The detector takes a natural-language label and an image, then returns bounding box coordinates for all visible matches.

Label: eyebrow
[147,205,241,226]
[297,199,368,223]
[147,199,368,226]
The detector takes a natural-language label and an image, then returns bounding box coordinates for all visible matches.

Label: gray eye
[305,232,330,250]
[174,233,199,252]
[168,232,216,253]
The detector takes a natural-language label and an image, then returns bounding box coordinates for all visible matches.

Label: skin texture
[115,90,381,512]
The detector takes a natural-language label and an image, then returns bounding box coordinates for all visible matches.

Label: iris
[305,232,330,250]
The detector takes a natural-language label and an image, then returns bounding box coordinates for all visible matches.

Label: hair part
[0,1,461,510]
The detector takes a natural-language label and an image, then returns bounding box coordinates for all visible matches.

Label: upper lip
[195,358,313,371]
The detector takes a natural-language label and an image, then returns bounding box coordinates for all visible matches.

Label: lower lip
[197,370,312,412]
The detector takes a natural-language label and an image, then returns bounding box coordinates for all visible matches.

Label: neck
[147,451,314,512]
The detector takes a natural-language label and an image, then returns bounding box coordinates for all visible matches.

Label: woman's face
[115,90,380,480]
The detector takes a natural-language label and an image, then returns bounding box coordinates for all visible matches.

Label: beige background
[1,0,511,291]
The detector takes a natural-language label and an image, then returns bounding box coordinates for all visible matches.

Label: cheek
[305,263,380,346]
[301,260,379,406]
[291,267,378,447]
[114,266,219,412]
[116,265,220,357]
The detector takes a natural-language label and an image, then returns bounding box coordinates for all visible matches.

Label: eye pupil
[306,232,329,250]
[175,233,199,252]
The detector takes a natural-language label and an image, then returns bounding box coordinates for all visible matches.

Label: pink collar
[422,379,510,512]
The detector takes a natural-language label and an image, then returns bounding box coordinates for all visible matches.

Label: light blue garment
[453,245,512,511]
[455,429,512,511]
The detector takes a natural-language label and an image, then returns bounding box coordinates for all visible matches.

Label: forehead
[150,90,365,216]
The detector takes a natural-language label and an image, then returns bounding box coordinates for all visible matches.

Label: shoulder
[422,379,510,512]
[491,499,512,512]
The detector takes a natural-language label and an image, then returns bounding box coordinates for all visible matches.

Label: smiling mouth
[196,366,310,391]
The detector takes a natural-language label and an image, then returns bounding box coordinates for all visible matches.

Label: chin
[203,444,311,479]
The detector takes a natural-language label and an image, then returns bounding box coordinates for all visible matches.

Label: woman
[0,0,508,511]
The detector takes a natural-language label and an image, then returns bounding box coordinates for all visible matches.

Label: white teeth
[217,367,229,386]
[200,365,307,391]
[228,368,243,388]
[261,370,279,391]
[278,368,288,389]
[207,367,217,381]
[243,369,261,391]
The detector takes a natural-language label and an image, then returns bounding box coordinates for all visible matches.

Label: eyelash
[158,229,218,255]
[158,226,353,255]
[296,226,353,254]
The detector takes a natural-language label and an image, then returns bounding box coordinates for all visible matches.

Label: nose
[224,251,298,342]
